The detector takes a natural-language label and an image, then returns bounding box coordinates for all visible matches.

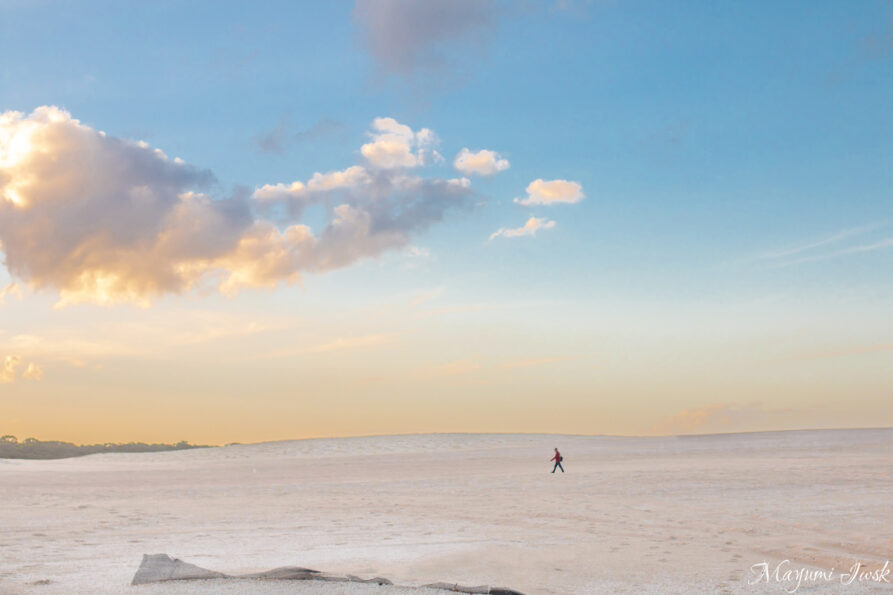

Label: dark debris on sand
[132,554,525,594]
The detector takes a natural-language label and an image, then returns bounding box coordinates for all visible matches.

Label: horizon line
[7,425,893,449]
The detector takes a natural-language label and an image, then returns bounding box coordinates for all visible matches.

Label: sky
[1,0,891,444]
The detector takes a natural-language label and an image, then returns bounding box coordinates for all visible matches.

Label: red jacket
[551,451,562,462]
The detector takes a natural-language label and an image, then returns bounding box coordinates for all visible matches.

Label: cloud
[778,343,893,362]
[410,303,494,321]
[0,355,39,383]
[453,148,509,176]
[755,223,882,262]
[769,237,893,269]
[0,106,244,305]
[22,362,42,381]
[256,118,345,154]
[360,117,441,169]
[514,178,584,206]
[0,312,287,373]
[500,355,579,369]
[1,355,19,383]
[0,108,474,306]
[403,245,431,259]
[258,333,399,359]
[0,282,22,304]
[256,119,290,154]
[749,223,893,269]
[353,0,498,77]
[253,169,472,272]
[409,287,445,308]
[489,216,556,240]
[416,358,482,381]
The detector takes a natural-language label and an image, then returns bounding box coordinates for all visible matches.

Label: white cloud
[0,354,43,382]
[307,165,371,191]
[22,362,42,381]
[489,216,556,240]
[0,107,475,306]
[453,148,509,176]
[1,355,19,383]
[514,178,584,206]
[253,180,305,203]
[360,117,441,169]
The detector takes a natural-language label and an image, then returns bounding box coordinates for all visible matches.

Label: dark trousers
[552,461,564,473]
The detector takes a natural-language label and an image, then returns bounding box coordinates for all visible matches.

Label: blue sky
[0,1,891,442]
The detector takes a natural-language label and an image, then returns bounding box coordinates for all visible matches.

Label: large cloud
[0,108,473,306]
[353,0,497,77]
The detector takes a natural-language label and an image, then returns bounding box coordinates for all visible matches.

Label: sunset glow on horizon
[1,1,891,444]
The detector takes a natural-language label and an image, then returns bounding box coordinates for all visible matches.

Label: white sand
[2,430,892,594]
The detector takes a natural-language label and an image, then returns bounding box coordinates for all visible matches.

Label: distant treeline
[0,435,210,459]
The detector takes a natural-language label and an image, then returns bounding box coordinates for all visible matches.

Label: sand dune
[2,430,892,594]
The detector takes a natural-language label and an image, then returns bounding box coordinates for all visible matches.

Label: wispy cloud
[0,312,285,369]
[21,362,42,380]
[500,355,580,370]
[409,287,445,308]
[651,402,800,435]
[0,282,22,304]
[489,216,556,240]
[777,343,893,363]
[748,222,891,269]
[410,303,494,321]
[418,357,482,380]
[259,333,399,359]
[756,223,881,261]
[768,236,893,269]
[256,118,345,154]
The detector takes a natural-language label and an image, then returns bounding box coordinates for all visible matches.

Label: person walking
[550,447,564,473]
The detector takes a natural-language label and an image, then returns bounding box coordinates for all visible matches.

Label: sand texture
[2,430,892,594]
